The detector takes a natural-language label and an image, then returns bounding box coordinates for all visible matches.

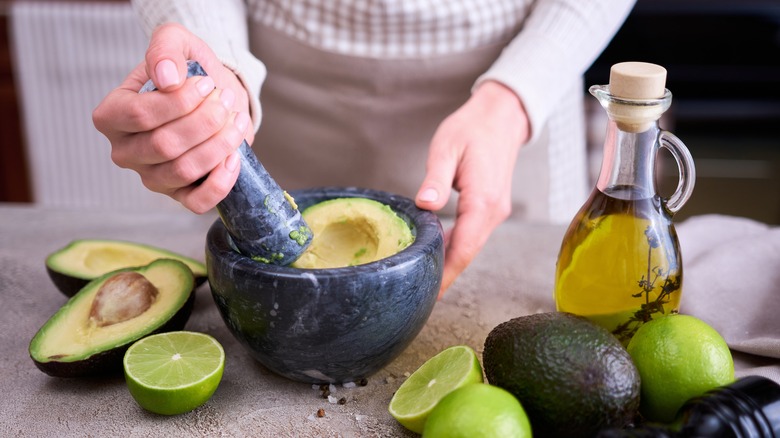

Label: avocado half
[29,259,196,378]
[290,197,414,269]
[45,239,207,297]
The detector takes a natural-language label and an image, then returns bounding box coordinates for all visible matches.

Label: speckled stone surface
[1,204,778,437]
[215,141,313,265]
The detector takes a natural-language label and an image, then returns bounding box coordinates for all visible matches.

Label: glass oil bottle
[554,62,696,345]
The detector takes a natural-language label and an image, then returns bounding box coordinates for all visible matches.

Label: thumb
[144,23,198,91]
[416,139,457,212]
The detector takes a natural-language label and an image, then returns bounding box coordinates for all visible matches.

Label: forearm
[131,0,265,132]
[476,0,636,143]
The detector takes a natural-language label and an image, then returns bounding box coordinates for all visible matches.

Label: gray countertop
[1,204,777,437]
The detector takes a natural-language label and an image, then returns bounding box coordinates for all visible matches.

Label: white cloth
[677,214,780,382]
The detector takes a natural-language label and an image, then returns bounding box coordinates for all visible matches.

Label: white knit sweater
[130,0,636,222]
[132,0,634,141]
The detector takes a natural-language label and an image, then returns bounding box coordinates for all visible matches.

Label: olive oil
[554,186,682,344]
[554,62,695,345]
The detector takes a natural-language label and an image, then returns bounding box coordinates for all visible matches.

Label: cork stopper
[596,62,670,132]
[609,62,667,99]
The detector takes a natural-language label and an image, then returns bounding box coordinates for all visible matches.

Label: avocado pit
[90,272,159,327]
[29,259,196,378]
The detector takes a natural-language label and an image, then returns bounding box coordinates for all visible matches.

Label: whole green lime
[423,383,532,438]
[627,314,735,423]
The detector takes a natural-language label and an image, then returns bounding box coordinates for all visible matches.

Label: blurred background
[0,0,778,223]
[0,0,183,212]
[585,0,780,225]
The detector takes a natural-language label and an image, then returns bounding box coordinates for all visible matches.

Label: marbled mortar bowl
[205,187,444,384]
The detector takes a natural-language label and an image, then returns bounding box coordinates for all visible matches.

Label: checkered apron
[244,0,586,221]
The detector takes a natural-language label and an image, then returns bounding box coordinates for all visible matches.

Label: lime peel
[123,331,225,415]
[388,345,483,433]
[627,314,735,423]
[424,383,532,438]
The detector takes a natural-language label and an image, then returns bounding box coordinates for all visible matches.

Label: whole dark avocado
[30,259,196,378]
[483,311,641,438]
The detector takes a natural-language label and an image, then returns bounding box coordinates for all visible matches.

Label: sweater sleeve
[475,0,636,144]
[130,0,265,133]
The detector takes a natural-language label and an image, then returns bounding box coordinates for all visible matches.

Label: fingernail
[196,77,215,97]
[225,151,240,172]
[234,112,250,133]
[155,59,180,88]
[418,188,439,202]
[220,88,235,109]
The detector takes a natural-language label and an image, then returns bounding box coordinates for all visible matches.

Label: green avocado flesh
[46,239,207,297]
[29,259,195,378]
[290,197,414,269]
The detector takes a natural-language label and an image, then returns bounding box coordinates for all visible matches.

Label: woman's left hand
[415,80,530,299]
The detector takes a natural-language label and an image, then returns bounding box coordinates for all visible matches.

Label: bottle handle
[660,130,696,215]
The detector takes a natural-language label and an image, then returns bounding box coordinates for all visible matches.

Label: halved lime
[123,331,225,415]
[388,345,484,433]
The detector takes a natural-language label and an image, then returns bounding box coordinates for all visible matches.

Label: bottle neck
[596,118,661,200]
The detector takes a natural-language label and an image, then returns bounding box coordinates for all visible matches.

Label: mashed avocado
[291,198,414,269]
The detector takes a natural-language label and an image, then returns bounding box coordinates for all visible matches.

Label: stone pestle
[139,61,312,265]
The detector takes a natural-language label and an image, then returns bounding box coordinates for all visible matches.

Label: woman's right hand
[92,23,253,213]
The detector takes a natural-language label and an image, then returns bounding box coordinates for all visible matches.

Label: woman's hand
[416,80,530,299]
[92,23,252,213]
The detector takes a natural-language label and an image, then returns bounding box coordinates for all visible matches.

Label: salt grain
[342,381,357,389]
[328,395,339,404]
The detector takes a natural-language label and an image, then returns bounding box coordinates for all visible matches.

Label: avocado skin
[46,266,207,298]
[483,312,640,438]
[44,238,209,297]
[45,268,91,299]
[31,290,195,378]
